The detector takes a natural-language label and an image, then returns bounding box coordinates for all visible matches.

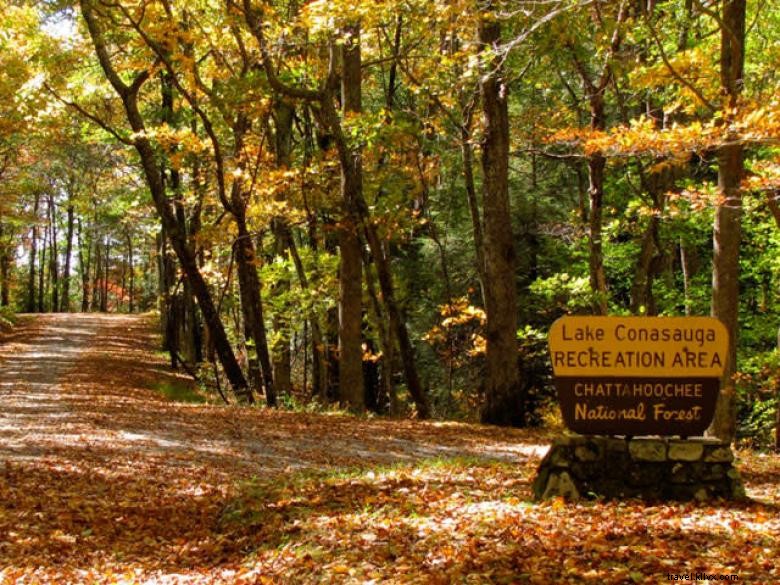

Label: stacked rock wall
[533,435,745,501]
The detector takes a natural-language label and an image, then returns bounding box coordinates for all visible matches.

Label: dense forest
[1,0,778,446]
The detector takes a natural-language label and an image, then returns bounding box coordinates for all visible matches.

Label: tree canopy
[1,0,779,446]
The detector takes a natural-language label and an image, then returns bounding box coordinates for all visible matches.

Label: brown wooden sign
[548,316,728,436]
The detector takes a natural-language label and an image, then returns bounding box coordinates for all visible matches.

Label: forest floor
[0,314,778,584]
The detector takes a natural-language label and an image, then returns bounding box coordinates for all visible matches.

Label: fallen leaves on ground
[0,315,778,584]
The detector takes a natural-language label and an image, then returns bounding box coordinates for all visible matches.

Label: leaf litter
[0,314,778,583]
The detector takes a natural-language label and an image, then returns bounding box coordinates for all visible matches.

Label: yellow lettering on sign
[548,316,728,378]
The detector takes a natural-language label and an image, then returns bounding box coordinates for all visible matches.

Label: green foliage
[736,350,780,450]
[528,273,597,318]
[517,326,555,426]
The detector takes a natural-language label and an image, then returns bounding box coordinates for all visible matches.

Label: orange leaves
[424,297,486,360]
[744,158,780,192]
[223,451,780,583]
[733,100,780,143]
[548,117,716,158]
[2,315,780,583]
[548,101,780,160]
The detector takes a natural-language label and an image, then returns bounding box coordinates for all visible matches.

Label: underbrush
[0,306,16,331]
[151,379,209,404]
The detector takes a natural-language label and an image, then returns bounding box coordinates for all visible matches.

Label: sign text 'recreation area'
[548,316,728,436]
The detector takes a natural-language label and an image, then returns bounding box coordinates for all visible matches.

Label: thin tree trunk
[78,219,91,312]
[478,7,522,426]
[48,196,59,312]
[302,109,328,402]
[159,228,178,366]
[461,114,487,306]
[286,230,327,402]
[363,249,395,415]
[127,231,134,312]
[38,226,47,313]
[0,229,10,307]
[91,238,101,311]
[27,193,40,312]
[566,5,627,315]
[363,223,429,416]
[680,237,691,316]
[101,238,110,312]
[60,205,75,312]
[234,216,275,405]
[587,112,609,315]
[119,246,127,312]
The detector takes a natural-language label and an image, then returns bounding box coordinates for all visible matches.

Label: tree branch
[646,16,717,113]
[241,0,322,101]
[44,82,133,145]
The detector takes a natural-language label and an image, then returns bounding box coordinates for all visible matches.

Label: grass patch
[220,456,521,532]
[152,379,207,403]
[217,456,536,580]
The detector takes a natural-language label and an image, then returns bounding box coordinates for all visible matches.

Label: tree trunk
[91,238,101,311]
[709,0,746,442]
[271,99,296,398]
[336,26,366,412]
[767,190,780,229]
[478,9,523,426]
[587,95,609,315]
[630,217,659,314]
[180,280,201,364]
[60,205,75,312]
[270,263,292,398]
[119,247,127,312]
[158,229,177,364]
[319,29,430,417]
[338,224,365,410]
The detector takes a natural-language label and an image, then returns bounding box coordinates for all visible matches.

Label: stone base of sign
[533,434,745,501]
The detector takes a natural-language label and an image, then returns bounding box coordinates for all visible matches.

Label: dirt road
[0,314,543,582]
